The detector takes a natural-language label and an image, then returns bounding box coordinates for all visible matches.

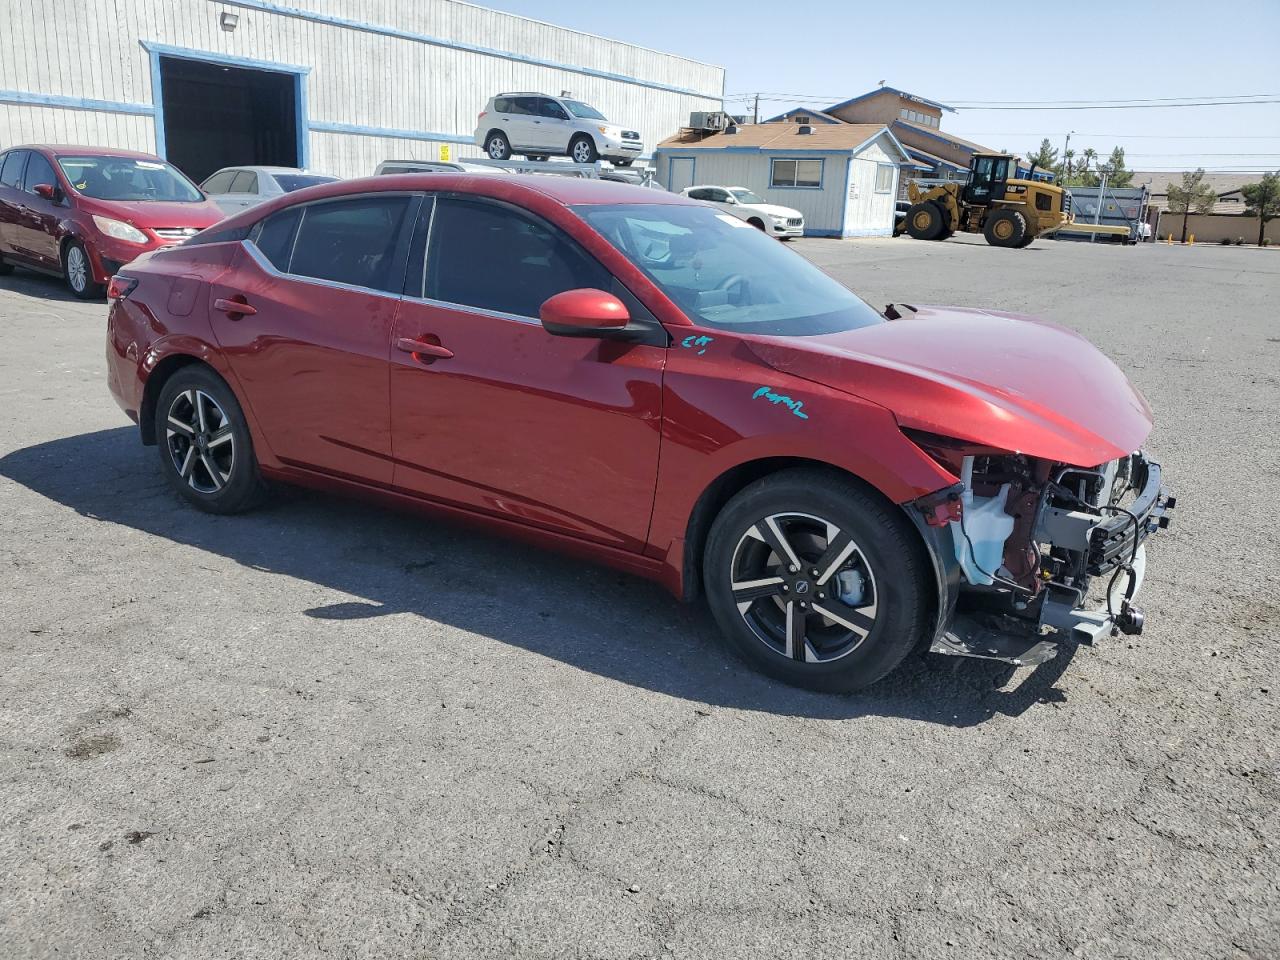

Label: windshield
[575,203,885,336]
[56,156,204,202]
[563,99,608,121]
[273,173,338,192]
[730,189,763,204]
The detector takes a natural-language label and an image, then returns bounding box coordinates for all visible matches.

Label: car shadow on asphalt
[1,427,1077,727]
[1,266,81,303]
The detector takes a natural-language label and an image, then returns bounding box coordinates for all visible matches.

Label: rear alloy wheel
[703,470,929,691]
[983,209,1028,248]
[485,132,512,161]
[570,136,599,164]
[64,241,104,299]
[905,202,946,241]
[155,366,265,514]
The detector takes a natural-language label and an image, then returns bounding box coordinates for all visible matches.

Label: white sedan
[199,166,339,216]
[681,185,804,238]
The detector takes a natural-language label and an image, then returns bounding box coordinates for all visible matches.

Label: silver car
[473,93,643,166]
[199,166,338,215]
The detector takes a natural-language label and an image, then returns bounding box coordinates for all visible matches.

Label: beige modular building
[655,123,912,238]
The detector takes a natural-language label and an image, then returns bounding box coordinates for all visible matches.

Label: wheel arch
[679,456,933,603]
[138,354,217,445]
[484,127,508,144]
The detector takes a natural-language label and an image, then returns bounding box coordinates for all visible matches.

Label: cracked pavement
[1,235,1277,958]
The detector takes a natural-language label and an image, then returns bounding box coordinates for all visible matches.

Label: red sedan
[0,145,224,298]
[105,174,1172,691]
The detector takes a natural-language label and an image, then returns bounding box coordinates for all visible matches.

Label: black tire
[154,365,266,515]
[484,131,512,161]
[569,135,599,164]
[0,255,13,276]
[64,240,104,299]
[1014,233,1035,248]
[905,202,946,241]
[983,209,1027,248]
[702,469,930,692]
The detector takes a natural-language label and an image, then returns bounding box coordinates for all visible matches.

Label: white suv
[474,93,643,166]
[682,185,805,239]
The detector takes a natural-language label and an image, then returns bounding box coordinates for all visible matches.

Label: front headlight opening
[92,215,148,244]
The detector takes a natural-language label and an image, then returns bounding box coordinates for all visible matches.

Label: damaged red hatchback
[106,175,1173,691]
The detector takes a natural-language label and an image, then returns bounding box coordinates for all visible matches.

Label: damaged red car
[105,175,1173,691]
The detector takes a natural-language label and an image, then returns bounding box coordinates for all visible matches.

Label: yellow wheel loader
[904,153,1132,248]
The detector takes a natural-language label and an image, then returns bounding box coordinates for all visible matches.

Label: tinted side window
[0,151,28,188]
[686,188,710,200]
[251,206,302,270]
[289,195,412,293]
[425,199,611,318]
[202,170,237,194]
[511,97,539,116]
[230,171,258,194]
[493,97,511,113]
[539,99,569,120]
[22,152,57,193]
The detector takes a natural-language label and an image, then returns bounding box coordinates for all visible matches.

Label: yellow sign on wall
[437,143,451,162]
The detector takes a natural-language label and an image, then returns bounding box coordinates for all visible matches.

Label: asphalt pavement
[1,234,1277,959]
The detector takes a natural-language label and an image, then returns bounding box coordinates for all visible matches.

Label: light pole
[1061,130,1074,182]
[1091,163,1111,243]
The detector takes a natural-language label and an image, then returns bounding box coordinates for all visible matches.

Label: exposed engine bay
[909,436,1175,666]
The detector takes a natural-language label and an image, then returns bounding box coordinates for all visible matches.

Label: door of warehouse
[667,157,695,193]
[156,54,304,184]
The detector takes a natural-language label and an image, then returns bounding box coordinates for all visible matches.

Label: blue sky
[479,0,1280,175]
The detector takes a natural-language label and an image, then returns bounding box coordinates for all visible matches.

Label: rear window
[0,151,27,188]
[273,174,337,192]
[251,207,302,270]
[287,195,412,292]
[201,170,237,194]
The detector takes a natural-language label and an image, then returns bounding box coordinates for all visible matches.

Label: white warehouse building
[655,123,911,238]
[0,0,724,183]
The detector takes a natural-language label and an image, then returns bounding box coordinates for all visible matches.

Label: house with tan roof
[654,122,913,238]
[768,86,996,183]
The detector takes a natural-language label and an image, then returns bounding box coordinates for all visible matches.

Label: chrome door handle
[213,297,257,318]
[396,337,454,362]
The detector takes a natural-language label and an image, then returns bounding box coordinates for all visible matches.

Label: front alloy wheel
[64,242,103,299]
[730,512,878,664]
[703,469,929,691]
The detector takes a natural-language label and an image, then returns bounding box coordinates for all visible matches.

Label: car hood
[745,203,802,219]
[744,305,1152,467]
[79,197,225,229]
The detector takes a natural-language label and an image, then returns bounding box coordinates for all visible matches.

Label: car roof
[211,166,318,174]
[210,173,693,233]
[11,144,168,161]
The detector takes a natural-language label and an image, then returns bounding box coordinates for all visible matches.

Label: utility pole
[1091,166,1109,243]
[753,93,759,125]
[1061,129,1074,183]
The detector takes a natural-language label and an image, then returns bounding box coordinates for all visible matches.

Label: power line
[965,133,1280,140]
[725,91,1278,102]
[723,92,1280,110]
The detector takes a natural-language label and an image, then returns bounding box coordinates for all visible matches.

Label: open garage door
[158,55,300,183]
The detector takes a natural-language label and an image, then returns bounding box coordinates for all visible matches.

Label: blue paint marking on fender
[680,334,714,355]
[752,386,809,420]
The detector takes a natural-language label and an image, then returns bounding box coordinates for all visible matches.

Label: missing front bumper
[925,454,1174,666]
